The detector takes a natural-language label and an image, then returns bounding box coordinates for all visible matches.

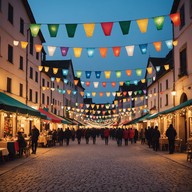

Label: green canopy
[0,92,41,117]
[160,99,192,114]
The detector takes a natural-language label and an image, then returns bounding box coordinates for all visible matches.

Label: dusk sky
[28,0,174,104]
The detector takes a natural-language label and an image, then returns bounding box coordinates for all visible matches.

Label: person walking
[104,128,110,145]
[76,127,82,144]
[152,126,160,151]
[166,124,177,154]
[30,125,40,154]
[65,128,72,146]
[123,128,129,146]
[91,128,97,144]
[116,128,123,146]
[129,128,134,144]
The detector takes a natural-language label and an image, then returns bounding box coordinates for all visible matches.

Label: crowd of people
[16,124,177,156]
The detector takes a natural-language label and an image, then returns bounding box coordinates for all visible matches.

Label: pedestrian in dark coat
[116,128,123,146]
[30,125,40,154]
[166,124,177,154]
[91,128,97,144]
[76,128,82,144]
[85,128,91,144]
[152,126,160,151]
[57,128,64,146]
[17,131,27,157]
[65,128,72,146]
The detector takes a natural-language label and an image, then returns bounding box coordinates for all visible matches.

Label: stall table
[159,138,182,152]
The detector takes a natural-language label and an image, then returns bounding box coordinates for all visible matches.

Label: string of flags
[13,39,178,57]
[28,13,180,38]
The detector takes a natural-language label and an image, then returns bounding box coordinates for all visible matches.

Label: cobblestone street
[0,138,192,192]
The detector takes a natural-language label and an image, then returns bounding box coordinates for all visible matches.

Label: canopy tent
[0,92,41,117]
[39,108,70,124]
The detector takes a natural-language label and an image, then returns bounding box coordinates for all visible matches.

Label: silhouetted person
[30,125,40,154]
[166,124,177,154]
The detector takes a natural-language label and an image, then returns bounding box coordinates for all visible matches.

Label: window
[29,89,32,101]
[19,83,23,97]
[165,94,168,106]
[159,83,162,92]
[180,4,185,30]
[0,0,2,11]
[150,101,153,109]
[0,36,2,56]
[160,97,162,108]
[8,3,13,24]
[47,81,49,87]
[8,44,13,63]
[166,79,168,89]
[30,67,33,79]
[19,56,23,70]
[154,88,156,93]
[20,18,24,34]
[47,96,49,105]
[29,34,33,55]
[179,48,187,77]
[7,77,12,93]
[35,91,38,103]
[36,52,39,60]
[154,99,156,108]
[42,93,45,104]
[35,71,38,83]
[42,78,45,86]
[190,0,192,18]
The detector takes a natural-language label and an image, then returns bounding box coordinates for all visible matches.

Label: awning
[39,108,62,123]
[146,112,159,120]
[49,112,72,124]
[64,117,79,125]
[0,92,41,117]
[124,113,150,125]
[160,99,192,114]
[120,120,130,125]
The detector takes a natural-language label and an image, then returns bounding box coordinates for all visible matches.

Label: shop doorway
[179,93,188,150]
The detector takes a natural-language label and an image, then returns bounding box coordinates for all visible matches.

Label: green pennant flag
[65,24,77,38]
[119,21,131,35]
[48,24,59,37]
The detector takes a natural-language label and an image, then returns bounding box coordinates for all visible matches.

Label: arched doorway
[179,93,188,150]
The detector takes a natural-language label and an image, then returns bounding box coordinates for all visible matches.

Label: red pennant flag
[101,22,113,36]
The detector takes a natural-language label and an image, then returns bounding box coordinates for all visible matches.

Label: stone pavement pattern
[0,138,192,192]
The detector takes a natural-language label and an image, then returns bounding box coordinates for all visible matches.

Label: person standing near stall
[30,125,40,154]
[166,124,177,154]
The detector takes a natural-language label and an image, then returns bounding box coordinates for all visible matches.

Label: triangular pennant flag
[101,22,113,36]
[87,48,95,57]
[125,46,134,56]
[60,47,69,56]
[99,48,108,58]
[30,24,41,37]
[73,48,82,57]
[153,42,162,52]
[136,18,148,33]
[53,68,58,74]
[76,71,82,78]
[48,24,59,37]
[104,71,111,79]
[83,23,95,37]
[85,71,92,79]
[153,16,165,30]
[47,46,56,56]
[139,44,148,54]
[119,21,131,35]
[170,13,181,27]
[65,24,77,37]
[102,82,106,87]
[95,71,101,79]
[126,70,132,76]
[35,44,43,52]
[112,47,121,57]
